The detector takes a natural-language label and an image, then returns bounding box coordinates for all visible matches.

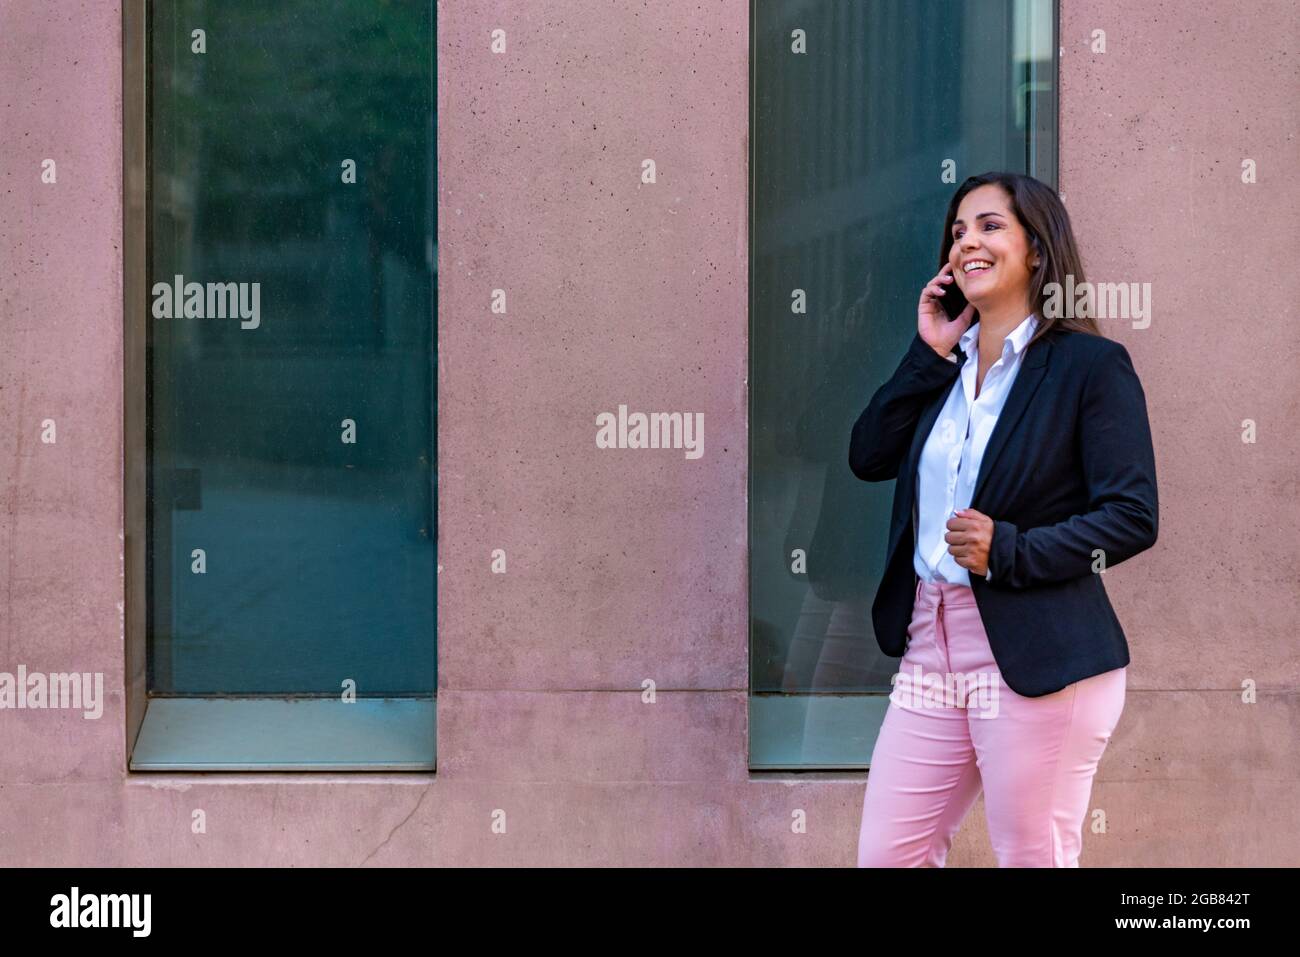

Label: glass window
[748,0,1056,769]
[128,0,437,769]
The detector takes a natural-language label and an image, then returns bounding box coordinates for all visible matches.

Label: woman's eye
[953,222,999,239]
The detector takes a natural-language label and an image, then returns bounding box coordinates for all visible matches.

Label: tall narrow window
[748,0,1056,769]
[125,1,437,770]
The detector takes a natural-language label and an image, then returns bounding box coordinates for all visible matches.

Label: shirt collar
[959,312,1039,362]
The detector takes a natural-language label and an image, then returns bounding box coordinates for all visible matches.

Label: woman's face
[947,183,1036,316]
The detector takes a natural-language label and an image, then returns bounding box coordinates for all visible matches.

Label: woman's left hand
[946,508,993,577]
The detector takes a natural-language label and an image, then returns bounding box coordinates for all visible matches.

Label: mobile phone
[939,264,972,321]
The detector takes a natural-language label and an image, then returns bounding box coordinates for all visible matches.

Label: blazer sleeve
[848,332,962,482]
[986,340,1158,588]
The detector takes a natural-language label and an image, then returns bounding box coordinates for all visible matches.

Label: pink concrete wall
[0,0,1295,866]
[1057,0,1300,865]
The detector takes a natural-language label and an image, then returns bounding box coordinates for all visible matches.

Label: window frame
[121,0,438,773]
[744,0,1060,772]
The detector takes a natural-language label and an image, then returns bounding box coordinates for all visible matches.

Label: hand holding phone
[918,262,975,358]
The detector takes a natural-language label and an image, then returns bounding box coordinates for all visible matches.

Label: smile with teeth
[963,260,994,274]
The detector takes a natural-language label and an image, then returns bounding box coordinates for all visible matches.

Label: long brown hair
[939,171,1101,348]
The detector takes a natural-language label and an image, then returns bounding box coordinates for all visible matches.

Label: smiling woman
[935,171,1095,353]
[852,170,1157,867]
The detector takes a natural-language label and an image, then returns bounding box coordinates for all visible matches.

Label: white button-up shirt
[912,313,1039,585]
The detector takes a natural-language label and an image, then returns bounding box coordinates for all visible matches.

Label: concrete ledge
[129,698,436,771]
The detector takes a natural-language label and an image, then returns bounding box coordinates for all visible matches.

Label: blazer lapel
[969,334,1053,508]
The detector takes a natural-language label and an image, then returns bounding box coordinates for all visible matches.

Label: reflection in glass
[147,1,436,695]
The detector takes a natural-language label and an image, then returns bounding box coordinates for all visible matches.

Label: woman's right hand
[918,262,975,358]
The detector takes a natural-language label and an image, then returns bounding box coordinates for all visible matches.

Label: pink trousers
[857,579,1126,867]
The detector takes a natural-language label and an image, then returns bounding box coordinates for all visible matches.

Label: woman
[849,171,1158,867]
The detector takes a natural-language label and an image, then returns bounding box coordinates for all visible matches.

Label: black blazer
[848,326,1158,698]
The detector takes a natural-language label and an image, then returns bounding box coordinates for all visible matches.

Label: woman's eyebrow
[952,211,1005,227]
